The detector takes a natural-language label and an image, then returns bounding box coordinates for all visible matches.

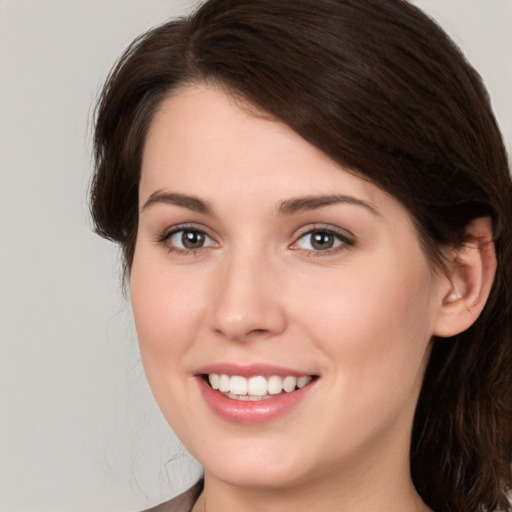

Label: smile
[197,367,317,423]
[207,374,313,401]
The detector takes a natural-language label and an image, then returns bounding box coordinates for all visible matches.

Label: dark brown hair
[90,1,512,510]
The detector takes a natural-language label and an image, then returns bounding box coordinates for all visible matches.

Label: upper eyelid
[293,224,355,241]
[157,225,217,255]
[157,223,215,240]
[155,223,355,249]
[287,226,356,257]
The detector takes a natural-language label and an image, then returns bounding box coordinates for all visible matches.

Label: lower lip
[197,377,315,424]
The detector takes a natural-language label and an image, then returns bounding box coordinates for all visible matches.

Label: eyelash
[156,224,217,256]
[291,225,355,257]
[156,224,355,257]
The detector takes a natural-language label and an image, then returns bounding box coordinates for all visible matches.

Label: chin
[194,435,330,492]
[204,458,310,490]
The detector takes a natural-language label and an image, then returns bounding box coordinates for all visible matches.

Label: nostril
[249,328,267,335]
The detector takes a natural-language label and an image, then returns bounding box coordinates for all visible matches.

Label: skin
[131,84,493,512]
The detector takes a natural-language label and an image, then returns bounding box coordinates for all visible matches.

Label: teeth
[226,392,273,401]
[230,375,248,395]
[297,376,312,388]
[267,375,283,395]
[248,376,267,396]
[282,376,297,392]
[209,373,220,390]
[219,374,230,392]
[207,373,314,397]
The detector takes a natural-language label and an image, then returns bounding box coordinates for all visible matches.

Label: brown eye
[310,231,336,250]
[295,229,350,252]
[167,229,215,251]
[181,230,205,249]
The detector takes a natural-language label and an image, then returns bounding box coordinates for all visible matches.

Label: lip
[196,363,313,378]
[195,364,317,424]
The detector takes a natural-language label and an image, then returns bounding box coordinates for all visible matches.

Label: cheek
[129,247,211,395]
[292,249,435,407]
[129,254,213,434]
[131,251,205,346]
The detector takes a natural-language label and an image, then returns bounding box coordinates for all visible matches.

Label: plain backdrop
[0,1,510,511]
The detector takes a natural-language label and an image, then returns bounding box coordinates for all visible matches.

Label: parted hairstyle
[90,0,512,510]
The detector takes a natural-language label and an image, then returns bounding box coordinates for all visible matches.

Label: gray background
[0,1,510,511]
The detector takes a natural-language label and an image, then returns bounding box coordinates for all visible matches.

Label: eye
[293,228,353,253]
[159,227,217,253]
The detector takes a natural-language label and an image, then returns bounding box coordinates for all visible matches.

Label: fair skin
[131,84,495,512]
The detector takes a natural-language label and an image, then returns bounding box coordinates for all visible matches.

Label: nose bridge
[209,243,287,341]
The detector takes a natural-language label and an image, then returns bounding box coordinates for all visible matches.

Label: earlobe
[434,217,496,338]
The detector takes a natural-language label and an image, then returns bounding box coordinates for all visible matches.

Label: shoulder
[141,482,202,512]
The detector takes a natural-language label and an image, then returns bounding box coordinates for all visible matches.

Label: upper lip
[195,363,316,378]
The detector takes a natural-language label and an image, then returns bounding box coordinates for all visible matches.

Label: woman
[90,0,512,511]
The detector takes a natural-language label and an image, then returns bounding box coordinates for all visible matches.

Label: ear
[433,217,496,338]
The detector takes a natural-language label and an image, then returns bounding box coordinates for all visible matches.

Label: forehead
[141,84,382,205]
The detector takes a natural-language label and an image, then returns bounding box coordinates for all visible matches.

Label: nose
[208,251,288,342]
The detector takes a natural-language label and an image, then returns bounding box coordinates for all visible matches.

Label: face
[131,84,445,491]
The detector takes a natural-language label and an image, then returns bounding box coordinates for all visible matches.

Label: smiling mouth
[204,373,316,401]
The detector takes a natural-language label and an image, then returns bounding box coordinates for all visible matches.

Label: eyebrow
[278,194,380,216]
[141,191,379,217]
[141,191,212,214]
